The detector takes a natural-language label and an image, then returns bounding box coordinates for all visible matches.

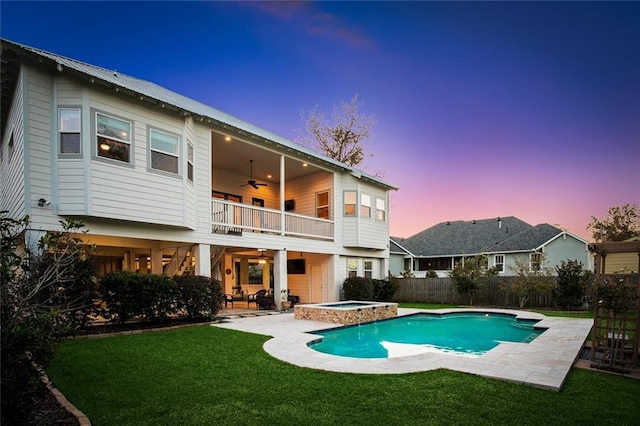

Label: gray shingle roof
[0,38,397,190]
[489,223,562,253]
[389,237,411,255]
[400,216,532,257]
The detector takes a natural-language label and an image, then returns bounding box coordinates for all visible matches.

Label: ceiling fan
[240,160,268,189]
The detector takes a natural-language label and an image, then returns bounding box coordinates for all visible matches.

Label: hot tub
[294,301,398,325]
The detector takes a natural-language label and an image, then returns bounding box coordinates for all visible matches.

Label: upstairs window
[344,191,356,216]
[187,141,194,182]
[494,254,505,272]
[59,108,81,154]
[375,198,386,221]
[96,112,131,163]
[530,252,542,271]
[360,194,371,218]
[316,190,330,219]
[150,129,179,174]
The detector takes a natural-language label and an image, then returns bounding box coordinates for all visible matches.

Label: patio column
[280,154,285,236]
[193,244,211,277]
[273,249,287,309]
[150,248,163,275]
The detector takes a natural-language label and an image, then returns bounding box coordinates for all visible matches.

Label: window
[360,194,371,218]
[150,129,179,174]
[59,108,81,154]
[530,252,542,271]
[347,258,358,278]
[494,255,505,272]
[316,190,330,219]
[344,191,356,216]
[375,198,386,221]
[364,260,373,279]
[187,141,194,182]
[96,112,131,162]
[212,190,242,203]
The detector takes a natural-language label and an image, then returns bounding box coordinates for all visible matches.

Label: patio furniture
[223,294,234,308]
[248,289,267,309]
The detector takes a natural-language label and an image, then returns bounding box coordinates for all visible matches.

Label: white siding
[25,68,55,227]
[340,174,389,249]
[212,167,280,209]
[84,89,192,228]
[284,171,333,217]
[1,68,26,218]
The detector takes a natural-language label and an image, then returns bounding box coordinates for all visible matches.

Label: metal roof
[0,38,397,190]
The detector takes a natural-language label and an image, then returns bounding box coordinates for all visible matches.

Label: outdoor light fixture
[37,198,50,207]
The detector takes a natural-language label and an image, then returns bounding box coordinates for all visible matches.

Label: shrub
[554,260,593,310]
[372,277,399,301]
[143,274,179,323]
[100,271,144,323]
[175,275,223,319]
[100,272,180,323]
[1,215,98,423]
[343,277,374,300]
[426,270,438,278]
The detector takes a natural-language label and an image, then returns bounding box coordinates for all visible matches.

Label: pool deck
[212,307,593,391]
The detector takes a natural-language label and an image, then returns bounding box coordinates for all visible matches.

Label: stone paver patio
[212,308,593,391]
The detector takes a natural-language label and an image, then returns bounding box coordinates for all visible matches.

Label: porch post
[194,244,211,277]
[280,154,285,236]
[273,249,287,309]
[150,248,163,275]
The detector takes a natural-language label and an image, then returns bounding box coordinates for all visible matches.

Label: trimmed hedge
[343,276,399,302]
[175,275,223,319]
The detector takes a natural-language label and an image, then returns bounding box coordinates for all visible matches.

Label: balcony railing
[211,199,334,240]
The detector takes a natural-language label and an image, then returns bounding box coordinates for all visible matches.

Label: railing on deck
[211,199,333,240]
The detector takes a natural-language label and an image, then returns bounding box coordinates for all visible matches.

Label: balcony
[211,199,334,240]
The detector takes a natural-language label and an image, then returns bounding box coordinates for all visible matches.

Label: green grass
[48,326,640,426]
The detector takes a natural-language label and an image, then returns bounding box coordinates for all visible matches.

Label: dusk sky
[2,1,638,241]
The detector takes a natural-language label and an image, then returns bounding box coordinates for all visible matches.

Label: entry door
[310,265,324,303]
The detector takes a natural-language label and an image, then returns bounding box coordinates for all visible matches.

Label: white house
[0,39,397,308]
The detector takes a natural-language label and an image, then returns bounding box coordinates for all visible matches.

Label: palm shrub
[175,275,223,319]
[1,214,98,423]
[343,276,374,300]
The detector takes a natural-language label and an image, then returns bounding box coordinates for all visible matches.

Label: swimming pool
[309,312,546,358]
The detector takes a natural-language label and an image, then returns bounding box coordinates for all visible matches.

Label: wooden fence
[392,277,561,309]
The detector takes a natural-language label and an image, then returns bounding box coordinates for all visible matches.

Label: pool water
[309,312,545,358]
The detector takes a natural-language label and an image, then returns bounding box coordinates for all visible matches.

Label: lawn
[48,325,640,425]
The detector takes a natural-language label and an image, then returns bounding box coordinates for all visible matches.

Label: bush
[100,271,144,323]
[100,272,179,323]
[426,270,438,278]
[372,277,399,301]
[1,215,98,423]
[143,274,179,323]
[554,260,593,310]
[175,275,223,319]
[343,277,374,300]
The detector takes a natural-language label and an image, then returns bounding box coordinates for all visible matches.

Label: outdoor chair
[247,289,267,308]
[223,293,234,308]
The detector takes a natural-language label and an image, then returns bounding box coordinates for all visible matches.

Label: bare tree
[300,94,376,168]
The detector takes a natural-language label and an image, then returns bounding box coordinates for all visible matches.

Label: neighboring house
[591,236,640,274]
[0,39,397,307]
[390,217,590,277]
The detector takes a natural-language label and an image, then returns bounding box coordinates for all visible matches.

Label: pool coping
[211,307,593,391]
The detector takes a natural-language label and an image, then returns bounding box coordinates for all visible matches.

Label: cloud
[246,1,375,50]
